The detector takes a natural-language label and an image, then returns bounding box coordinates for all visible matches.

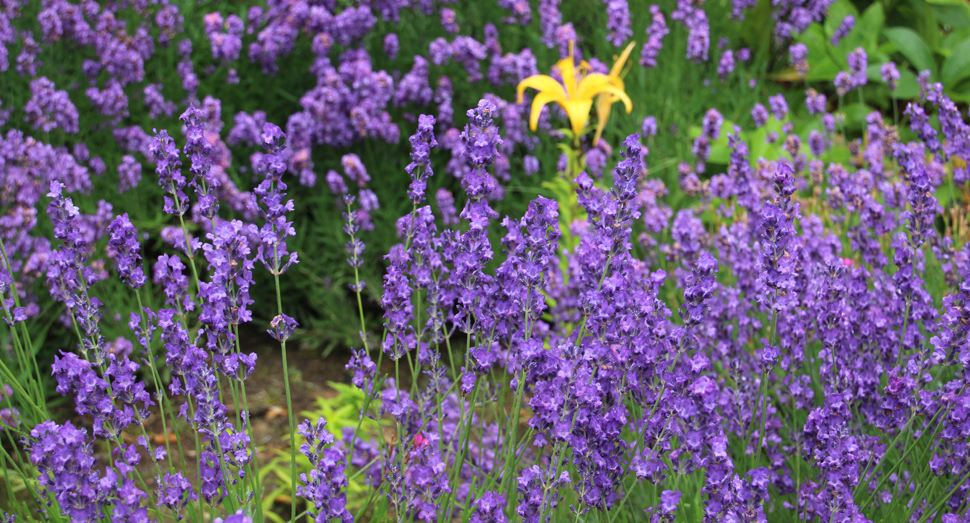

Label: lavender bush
[0,0,799,349]
[0,0,968,522]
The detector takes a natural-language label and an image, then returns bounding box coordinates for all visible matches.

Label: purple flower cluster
[604,0,633,47]
[672,0,710,63]
[24,77,79,134]
[832,15,855,46]
[407,114,439,205]
[311,85,970,523]
[772,0,834,43]
[296,418,353,523]
[28,420,149,522]
[641,6,669,68]
[789,42,808,76]
[6,4,970,523]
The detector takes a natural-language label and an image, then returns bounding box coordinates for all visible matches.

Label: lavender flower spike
[107,214,147,289]
[461,99,503,200]
[251,123,299,277]
[149,129,189,217]
[407,114,438,205]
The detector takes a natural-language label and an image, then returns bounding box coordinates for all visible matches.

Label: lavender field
[0,0,968,522]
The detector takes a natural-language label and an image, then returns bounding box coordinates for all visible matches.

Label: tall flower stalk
[249,123,300,522]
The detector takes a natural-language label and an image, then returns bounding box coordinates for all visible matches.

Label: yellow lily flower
[516,41,634,140]
[593,41,636,146]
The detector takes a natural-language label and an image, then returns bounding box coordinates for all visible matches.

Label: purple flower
[640,5,669,68]
[436,188,459,226]
[731,0,757,20]
[768,94,788,120]
[524,155,540,175]
[27,421,122,521]
[718,50,735,81]
[156,472,198,515]
[15,31,42,77]
[789,42,808,76]
[429,37,453,66]
[642,115,658,137]
[751,103,769,127]
[201,219,258,327]
[85,80,129,126]
[407,114,438,205]
[296,418,353,523]
[149,129,189,218]
[499,0,533,24]
[106,214,146,289]
[673,1,709,62]
[116,154,142,193]
[539,0,563,47]
[881,61,900,90]
[215,510,253,523]
[848,47,868,87]
[384,33,399,59]
[341,154,370,187]
[903,163,938,248]
[805,88,827,114]
[703,108,724,141]
[555,23,579,58]
[180,104,220,220]
[269,313,298,343]
[24,77,79,134]
[461,99,503,200]
[144,83,177,119]
[809,130,826,156]
[832,15,855,46]
[440,7,459,33]
[604,0,633,47]
[758,162,799,306]
[835,71,852,96]
[153,254,193,312]
[453,35,488,82]
[470,491,508,523]
[251,123,299,277]
[204,12,244,64]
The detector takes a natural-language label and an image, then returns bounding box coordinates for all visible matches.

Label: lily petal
[574,73,618,100]
[529,91,564,131]
[556,63,577,101]
[593,94,614,146]
[608,41,637,79]
[560,98,594,136]
[597,86,633,114]
[517,75,568,104]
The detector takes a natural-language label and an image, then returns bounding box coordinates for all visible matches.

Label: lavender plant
[279,86,969,523]
[0,1,969,523]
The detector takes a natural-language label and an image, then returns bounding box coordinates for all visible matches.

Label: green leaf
[926,0,970,28]
[842,102,873,130]
[893,69,920,99]
[865,63,884,83]
[799,24,842,74]
[807,56,841,82]
[941,38,970,85]
[942,27,970,50]
[883,27,938,78]
[916,1,941,51]
[856,3,885,51]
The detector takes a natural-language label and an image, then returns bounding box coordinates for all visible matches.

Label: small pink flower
[413,433,429,448]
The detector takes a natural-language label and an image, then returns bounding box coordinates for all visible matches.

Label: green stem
[232,324,265,523]
[0,236,45,407]
[271,244,299,523]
